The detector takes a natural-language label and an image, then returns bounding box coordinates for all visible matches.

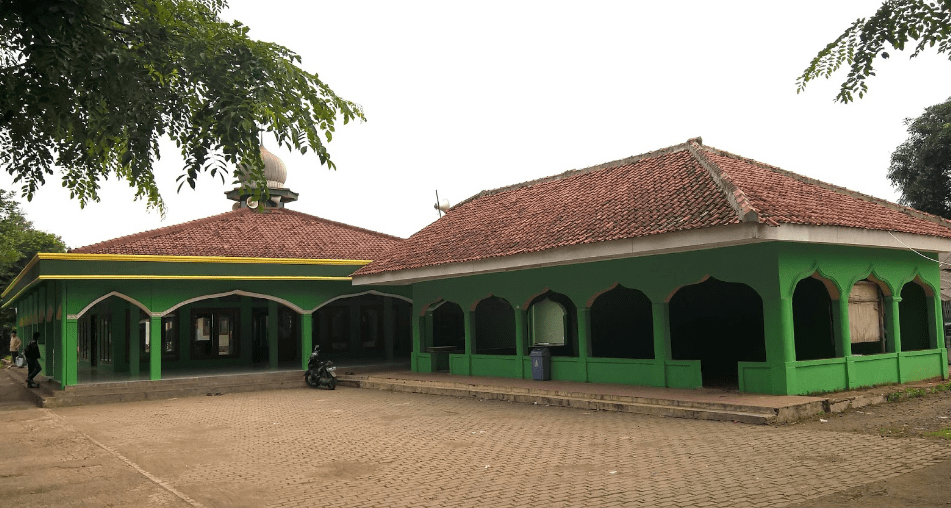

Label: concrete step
[339,376,780,424]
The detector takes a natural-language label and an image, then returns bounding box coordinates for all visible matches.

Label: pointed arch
[310,290,412,313]
[788,265,841,300]
[586,282,620,308]
[162,290,306,316]
[67,291,151,320]
[419,297,446,317]
[664,275,710,303]
[846,269,893,297]
[521,287,550,310]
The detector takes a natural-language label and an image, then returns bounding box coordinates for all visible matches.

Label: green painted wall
[411,241,948,395]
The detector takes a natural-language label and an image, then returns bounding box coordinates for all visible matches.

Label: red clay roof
[356,138,951,277]
[69,207,402,260]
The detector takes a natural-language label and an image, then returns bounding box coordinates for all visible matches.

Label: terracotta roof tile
[70,208,402,260]
[356,139,951,277]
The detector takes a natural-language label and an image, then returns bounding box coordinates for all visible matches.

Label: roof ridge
[698,144,951,231]
[69,208,252,253]
[685,139,763,225]
[453,140,694,208]
[278,208,404,241]
[70,208,403,255]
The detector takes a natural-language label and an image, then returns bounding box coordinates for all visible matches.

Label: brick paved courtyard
[2,386,951,507]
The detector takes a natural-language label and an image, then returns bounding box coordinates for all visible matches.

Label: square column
[300,313,312,371]
[149,316,162,380]
[62,318,78,388]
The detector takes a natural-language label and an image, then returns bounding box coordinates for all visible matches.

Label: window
[848,280,886,355]
[191,309,239,359]
[529,298,567,346]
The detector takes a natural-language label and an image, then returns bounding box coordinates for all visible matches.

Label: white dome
[239,145,287,189]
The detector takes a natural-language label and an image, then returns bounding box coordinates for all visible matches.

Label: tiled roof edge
[453,141,694,208]
[685,138,764,225]
[278,209,405,242]
[69,208,253,253]
[70,208,404,254]
[699,144,951,232]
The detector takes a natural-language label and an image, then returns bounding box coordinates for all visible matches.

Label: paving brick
[4,386,951,507]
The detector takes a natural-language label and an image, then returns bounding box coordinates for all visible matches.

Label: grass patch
[886,382,951,402]
[926,428,951,440]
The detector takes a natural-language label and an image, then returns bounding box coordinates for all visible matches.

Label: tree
[0,0,364,214]
[797,1,951,102]
[887,98,951,218]
[0,189,67,333]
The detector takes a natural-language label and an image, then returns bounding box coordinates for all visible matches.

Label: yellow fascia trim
[0,278,39,309]
[36,252,373,266]
[2,254,40,299]
[3,252,371,299]
[39,275,352,281]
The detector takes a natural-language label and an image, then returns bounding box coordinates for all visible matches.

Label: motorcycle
[304,345,337,390]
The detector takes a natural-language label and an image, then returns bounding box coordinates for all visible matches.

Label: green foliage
[0,0,364,214]
[797,1,951,102]
[926,427,951,439]
[887,98,951,218]
[0,189,66,330]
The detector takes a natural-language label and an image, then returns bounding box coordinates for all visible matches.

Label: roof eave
[351,223,951,286]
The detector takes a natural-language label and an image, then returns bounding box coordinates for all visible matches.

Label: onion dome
[226,145,299,209]
[238,145,287,189]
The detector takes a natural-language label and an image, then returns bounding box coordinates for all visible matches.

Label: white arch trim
[160,290,307,316]
[67,291,152,320]
[310,290,412,313]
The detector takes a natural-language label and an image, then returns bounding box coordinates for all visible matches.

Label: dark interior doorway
[669,278,766,388]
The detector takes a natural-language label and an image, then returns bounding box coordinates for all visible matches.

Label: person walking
[9,331,21,366]
[25,332,41,388]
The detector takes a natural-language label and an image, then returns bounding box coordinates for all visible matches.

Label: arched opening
[900,282,932,351]
[527,291,578,357]
[75,295,155,383]
[669,278,766,388]
[474,296,516,355]
[589,285,653,359]
[430,301,465,351]
[312,293,412,364]
[847,279,889,355]
[793,276,836,361]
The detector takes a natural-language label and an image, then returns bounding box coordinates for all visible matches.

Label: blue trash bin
[530,347,551,381]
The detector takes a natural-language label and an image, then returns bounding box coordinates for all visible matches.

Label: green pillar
[577,308,590,382]
[300,312,312,371]
[651,303,671,361]
[514,308,525,356]
[763,297,796,364]
[149,316,162,381]
[268,300,279,370]
[459,310,473,375]
[836,297,852,357]
[128,303,140,379]
[62,318,78,388]
[885,296,902,353]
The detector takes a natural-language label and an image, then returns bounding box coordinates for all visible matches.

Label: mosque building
[6,138,951,395]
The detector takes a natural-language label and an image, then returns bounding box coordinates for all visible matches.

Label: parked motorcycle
[304,345,337,390]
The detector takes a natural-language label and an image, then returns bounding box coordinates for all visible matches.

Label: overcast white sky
[7,1,951,249]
